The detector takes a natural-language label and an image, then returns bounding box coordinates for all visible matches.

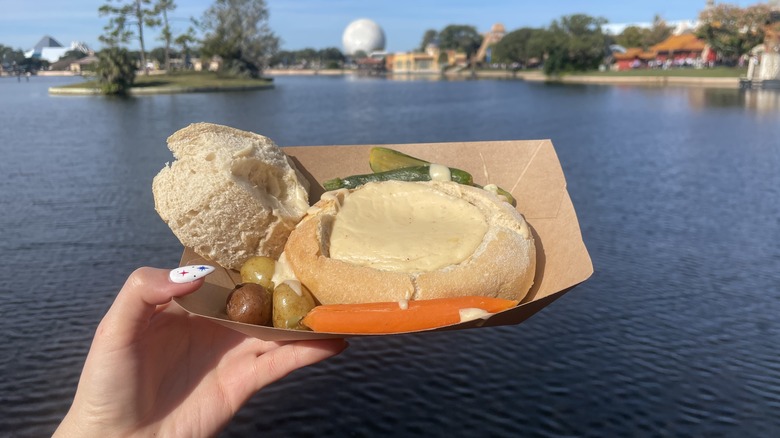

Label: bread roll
[284,180,535,304]
[153,123,310,270]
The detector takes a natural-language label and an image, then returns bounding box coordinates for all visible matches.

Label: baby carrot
[301,296,519,334]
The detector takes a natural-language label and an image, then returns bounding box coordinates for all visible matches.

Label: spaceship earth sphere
[342,19,386,56]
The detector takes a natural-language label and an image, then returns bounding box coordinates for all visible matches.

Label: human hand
[54,266,347,437]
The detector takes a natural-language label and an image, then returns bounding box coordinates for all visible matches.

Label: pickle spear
[369,147,432,172]
[323,165,472,191]
[368,147,516,206]
[370,147,474,184]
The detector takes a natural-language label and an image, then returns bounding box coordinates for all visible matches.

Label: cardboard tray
[174,140,593,340]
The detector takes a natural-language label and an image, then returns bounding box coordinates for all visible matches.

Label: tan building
[388,45,467,74]
[69,55,98,74]
[387,23,503,73]
[192,56,222,72]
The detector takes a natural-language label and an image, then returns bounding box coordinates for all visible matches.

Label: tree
[526,29,552,66]
[438,25,483,59]
[697,3,771,64]
[1,45,41,74]
[97,47,136,95]
[154,0,176,71]
[319,47,345,63]
[200,0,279,78]
[492,27,545,67]
[98,2,133,47]
[174,25,199,68]
[615,25,646,48]
[150,46,180,65]
[268,47,344,69]
[543,14,609,75]
[419,29,438,51]
[319,47,345,68]
[99,0,159,74]
[614,16,671,50]
[0,45,26,68]
[645,15,673,48]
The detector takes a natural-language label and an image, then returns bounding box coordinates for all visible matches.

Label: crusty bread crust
[284,181,536,304]
[152,123,309,270]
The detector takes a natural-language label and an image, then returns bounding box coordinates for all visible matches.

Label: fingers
[97,267,209,346]
[254,339,348,389]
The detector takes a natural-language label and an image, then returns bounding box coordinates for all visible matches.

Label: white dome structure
[342,19,386,56]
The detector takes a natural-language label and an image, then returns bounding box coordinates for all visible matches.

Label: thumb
[97,266,214,346]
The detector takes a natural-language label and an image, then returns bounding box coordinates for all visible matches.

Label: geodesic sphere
[342,19,386,56]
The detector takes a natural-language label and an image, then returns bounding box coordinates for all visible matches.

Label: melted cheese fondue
[329,181,488,272]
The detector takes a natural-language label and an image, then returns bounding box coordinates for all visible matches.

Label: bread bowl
[282,179,536,305]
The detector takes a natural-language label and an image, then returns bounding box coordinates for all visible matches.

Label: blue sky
[0,0,764,53]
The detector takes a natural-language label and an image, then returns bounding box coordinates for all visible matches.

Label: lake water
[1,75,779,437]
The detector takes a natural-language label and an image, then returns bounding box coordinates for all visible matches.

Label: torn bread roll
[283,180,535,304]
[152,123,309,270]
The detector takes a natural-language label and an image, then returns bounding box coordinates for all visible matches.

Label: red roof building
[612,33,715,70]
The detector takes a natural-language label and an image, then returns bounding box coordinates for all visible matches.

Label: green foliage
[697,3,771,64]
[99,0,158,45]
[319,47,345,63]
[543,14,608,75]
[0,44,26,71]
[614,16,672,50]
[99,0,159,74]
[150,46,180,64]
[438,25,483,57]
[645,16,674,48]
[98,0,186,72]
[154,0,177,70]
[98,1,134,47]
[268,47,344,68]
[492,27,547,66]
[200,0,279,78]
[3,52,47,73]
[614,15,674,50]
[419,16,606,74]
[419,29,438,51]
[615,26,645,48]
[174,26,200,64]
[97,47,137,95]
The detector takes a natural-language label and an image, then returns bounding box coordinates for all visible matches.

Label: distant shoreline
[39,68,742,94]
[265,68,741,88]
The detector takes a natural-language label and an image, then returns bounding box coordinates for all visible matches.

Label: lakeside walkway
[42,69,741,95]
[265,68,741,88]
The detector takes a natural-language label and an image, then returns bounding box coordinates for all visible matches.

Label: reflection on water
[345,74,780,113]
[687,87,780,112]
[347,72,471,82]
[742,88,780,112]
[1,75,779,437]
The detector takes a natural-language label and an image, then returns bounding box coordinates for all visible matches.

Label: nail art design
[170,265,216,283]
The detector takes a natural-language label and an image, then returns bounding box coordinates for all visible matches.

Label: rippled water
[1,75,779,437]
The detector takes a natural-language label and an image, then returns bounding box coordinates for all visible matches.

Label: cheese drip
[329,181,488,272]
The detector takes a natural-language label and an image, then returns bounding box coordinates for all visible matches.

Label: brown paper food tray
[174,140,593,340]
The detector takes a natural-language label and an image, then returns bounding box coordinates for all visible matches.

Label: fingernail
[169,265,216,283]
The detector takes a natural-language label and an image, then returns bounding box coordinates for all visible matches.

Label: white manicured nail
[169,265,216,283]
